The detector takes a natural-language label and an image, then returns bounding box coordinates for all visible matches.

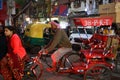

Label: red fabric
[7,53,24,80]
[52,5,68,16]
[0,55,24,80]
[59,5,67,15]
[0,57,13,80]
[5,34,26,80]
[7,34,26,59]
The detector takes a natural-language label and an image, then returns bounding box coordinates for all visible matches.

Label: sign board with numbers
[73,17,113,27]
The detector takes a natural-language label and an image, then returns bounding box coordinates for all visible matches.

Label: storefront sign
[73,17,113,26]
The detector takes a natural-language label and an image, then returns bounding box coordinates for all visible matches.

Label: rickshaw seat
[80,36,118,59]
[90,34,108,43]
[83,34,108,49]
[81,48,114,60]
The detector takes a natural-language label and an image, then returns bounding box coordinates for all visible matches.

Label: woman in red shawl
[3,26,27,80]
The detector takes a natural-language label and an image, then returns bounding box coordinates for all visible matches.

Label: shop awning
[52,5,68,16]
[73,17,113,27]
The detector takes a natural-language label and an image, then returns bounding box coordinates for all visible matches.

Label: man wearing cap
[40,20,72,72]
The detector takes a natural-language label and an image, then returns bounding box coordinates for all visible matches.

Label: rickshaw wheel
[84,64,111,80]
[30,46,41,54]
[57,51,85,73]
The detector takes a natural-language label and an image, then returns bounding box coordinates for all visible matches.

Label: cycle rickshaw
[22,17,119,80]
[53,17,117,80]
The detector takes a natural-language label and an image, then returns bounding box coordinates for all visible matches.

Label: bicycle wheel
[84,64,111,80]
[23,58,43,80]
[57,51,84,72]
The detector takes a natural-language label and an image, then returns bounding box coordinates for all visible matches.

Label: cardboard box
[100,13,120,23]
[99,2,120,14]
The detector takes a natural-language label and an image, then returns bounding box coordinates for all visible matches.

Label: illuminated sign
[74,17,113,26]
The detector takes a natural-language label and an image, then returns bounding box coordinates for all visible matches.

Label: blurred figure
[4,26,27,80]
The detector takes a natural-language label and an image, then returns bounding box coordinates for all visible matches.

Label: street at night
[0,0,120,80]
